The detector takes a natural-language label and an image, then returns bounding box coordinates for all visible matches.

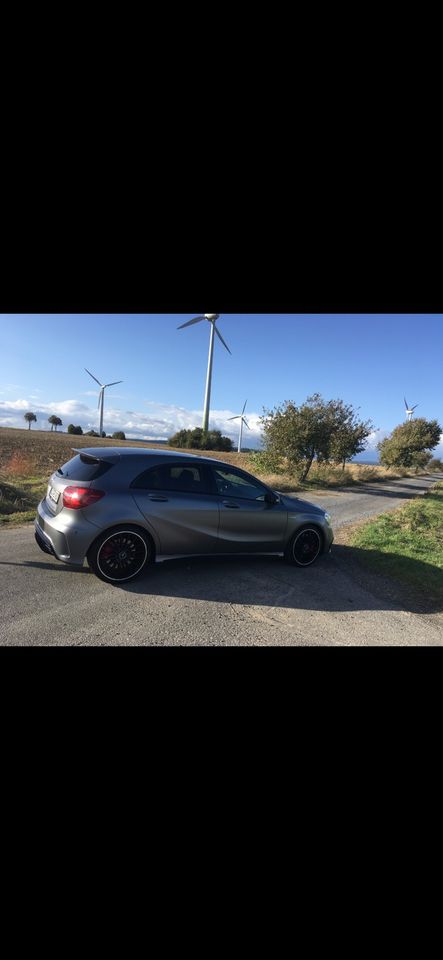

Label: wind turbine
[228,400,250,453]
[85,369,123,437]
[404,396,419,421]
[177,314,231,433]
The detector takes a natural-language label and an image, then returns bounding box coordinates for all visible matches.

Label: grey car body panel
[132,490,221,555]
[278,493,327,517]
[217,498,288,552]
[35,447,334,567]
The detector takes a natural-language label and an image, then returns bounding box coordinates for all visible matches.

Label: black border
[2,197,442,314]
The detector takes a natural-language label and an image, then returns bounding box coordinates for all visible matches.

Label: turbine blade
[243,418,250,429]
[404,397,409,409]
[85,368,102,387]
[242,400,248,415]
[227,415,240,421]
[214,324,231,354]
[177,316,205,329]
[105,380,123,388]
[412,404,419,410]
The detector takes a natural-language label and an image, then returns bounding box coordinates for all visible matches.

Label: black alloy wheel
[88,527,152,584]
[285,526,322,567]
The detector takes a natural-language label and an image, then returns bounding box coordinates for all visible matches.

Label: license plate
[48,486,60,504]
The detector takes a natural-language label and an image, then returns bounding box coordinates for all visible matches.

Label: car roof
[73,446,212,461]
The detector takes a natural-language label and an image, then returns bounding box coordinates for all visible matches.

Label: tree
[169,429,189,448]
[204,430,233,452]
[24,412,37,430]
[169,427,233,451]
[378,418,442,470]
[329,414,375,471]
[48,415,63,432]
[261,394,374,481]
[427,457,443,471]
[67,424,83,435]
[112,431,126,440]
[85,430,100,437]
[190,427,204,448]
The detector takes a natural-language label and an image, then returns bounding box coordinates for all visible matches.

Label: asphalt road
[295,473,443,526]
[1,474,442,646]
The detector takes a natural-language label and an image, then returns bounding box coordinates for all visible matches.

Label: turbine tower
[228,400,250,453]
[85,369,123,437]
[404,396,418,421]
[177,314,231,432]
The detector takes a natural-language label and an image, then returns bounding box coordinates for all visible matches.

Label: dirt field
[0,427,253,477]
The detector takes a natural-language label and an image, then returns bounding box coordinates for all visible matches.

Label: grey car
[34,447,334,585]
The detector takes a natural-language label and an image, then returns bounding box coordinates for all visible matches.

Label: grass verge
[0,475,47,525]
[346,482,443,601]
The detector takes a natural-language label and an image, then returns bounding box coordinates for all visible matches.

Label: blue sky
[1,314,442,459]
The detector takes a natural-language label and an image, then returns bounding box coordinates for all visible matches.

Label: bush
[355,465,380,482]
[309,462,354,486]
[111,431,126,440]
[427,457,443,471]
[169,428,233,451]
[67,424,83,435]
[378,418,442,469]
[248,450,285,475]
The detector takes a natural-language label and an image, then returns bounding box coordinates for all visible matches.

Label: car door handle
[148,495,169,501]
[222,501,239,508]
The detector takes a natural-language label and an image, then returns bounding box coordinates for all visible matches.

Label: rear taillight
[63,487,106,510]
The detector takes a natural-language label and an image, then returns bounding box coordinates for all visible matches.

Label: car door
[210,465,288,553]
[130,461,220,556]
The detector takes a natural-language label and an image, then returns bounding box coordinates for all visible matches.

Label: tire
[87,525,153,585]
[284,525,323,567]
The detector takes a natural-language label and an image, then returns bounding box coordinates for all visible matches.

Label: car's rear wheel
[87,526,153,584]
[284,525,323,567]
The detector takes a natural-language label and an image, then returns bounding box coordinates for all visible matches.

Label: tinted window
[56,454,113,481]
[131,463,211,494]
[212,467,268,500]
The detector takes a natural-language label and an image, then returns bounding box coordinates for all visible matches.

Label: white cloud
[81,391,126,400]
[364,429,389,450]
[0,397,264,446]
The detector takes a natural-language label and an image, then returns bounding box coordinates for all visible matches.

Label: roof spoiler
[72,449,121,464]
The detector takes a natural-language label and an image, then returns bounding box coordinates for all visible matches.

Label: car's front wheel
[284,525,323,567]
[87,526,153,584]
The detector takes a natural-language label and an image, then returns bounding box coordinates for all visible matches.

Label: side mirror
[264,491,278,505]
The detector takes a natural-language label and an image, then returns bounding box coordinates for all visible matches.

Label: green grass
[0,475,47,525]
[349,482,443,598]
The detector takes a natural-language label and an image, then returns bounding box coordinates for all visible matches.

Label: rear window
[56,454,114,481]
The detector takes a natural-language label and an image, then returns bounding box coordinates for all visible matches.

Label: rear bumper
[34,500,87,566]
[35,524,56,557]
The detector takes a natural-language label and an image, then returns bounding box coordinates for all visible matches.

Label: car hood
[277,492,326,516]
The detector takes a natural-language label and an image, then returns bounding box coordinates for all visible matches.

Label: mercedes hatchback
[34,448,334,584]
